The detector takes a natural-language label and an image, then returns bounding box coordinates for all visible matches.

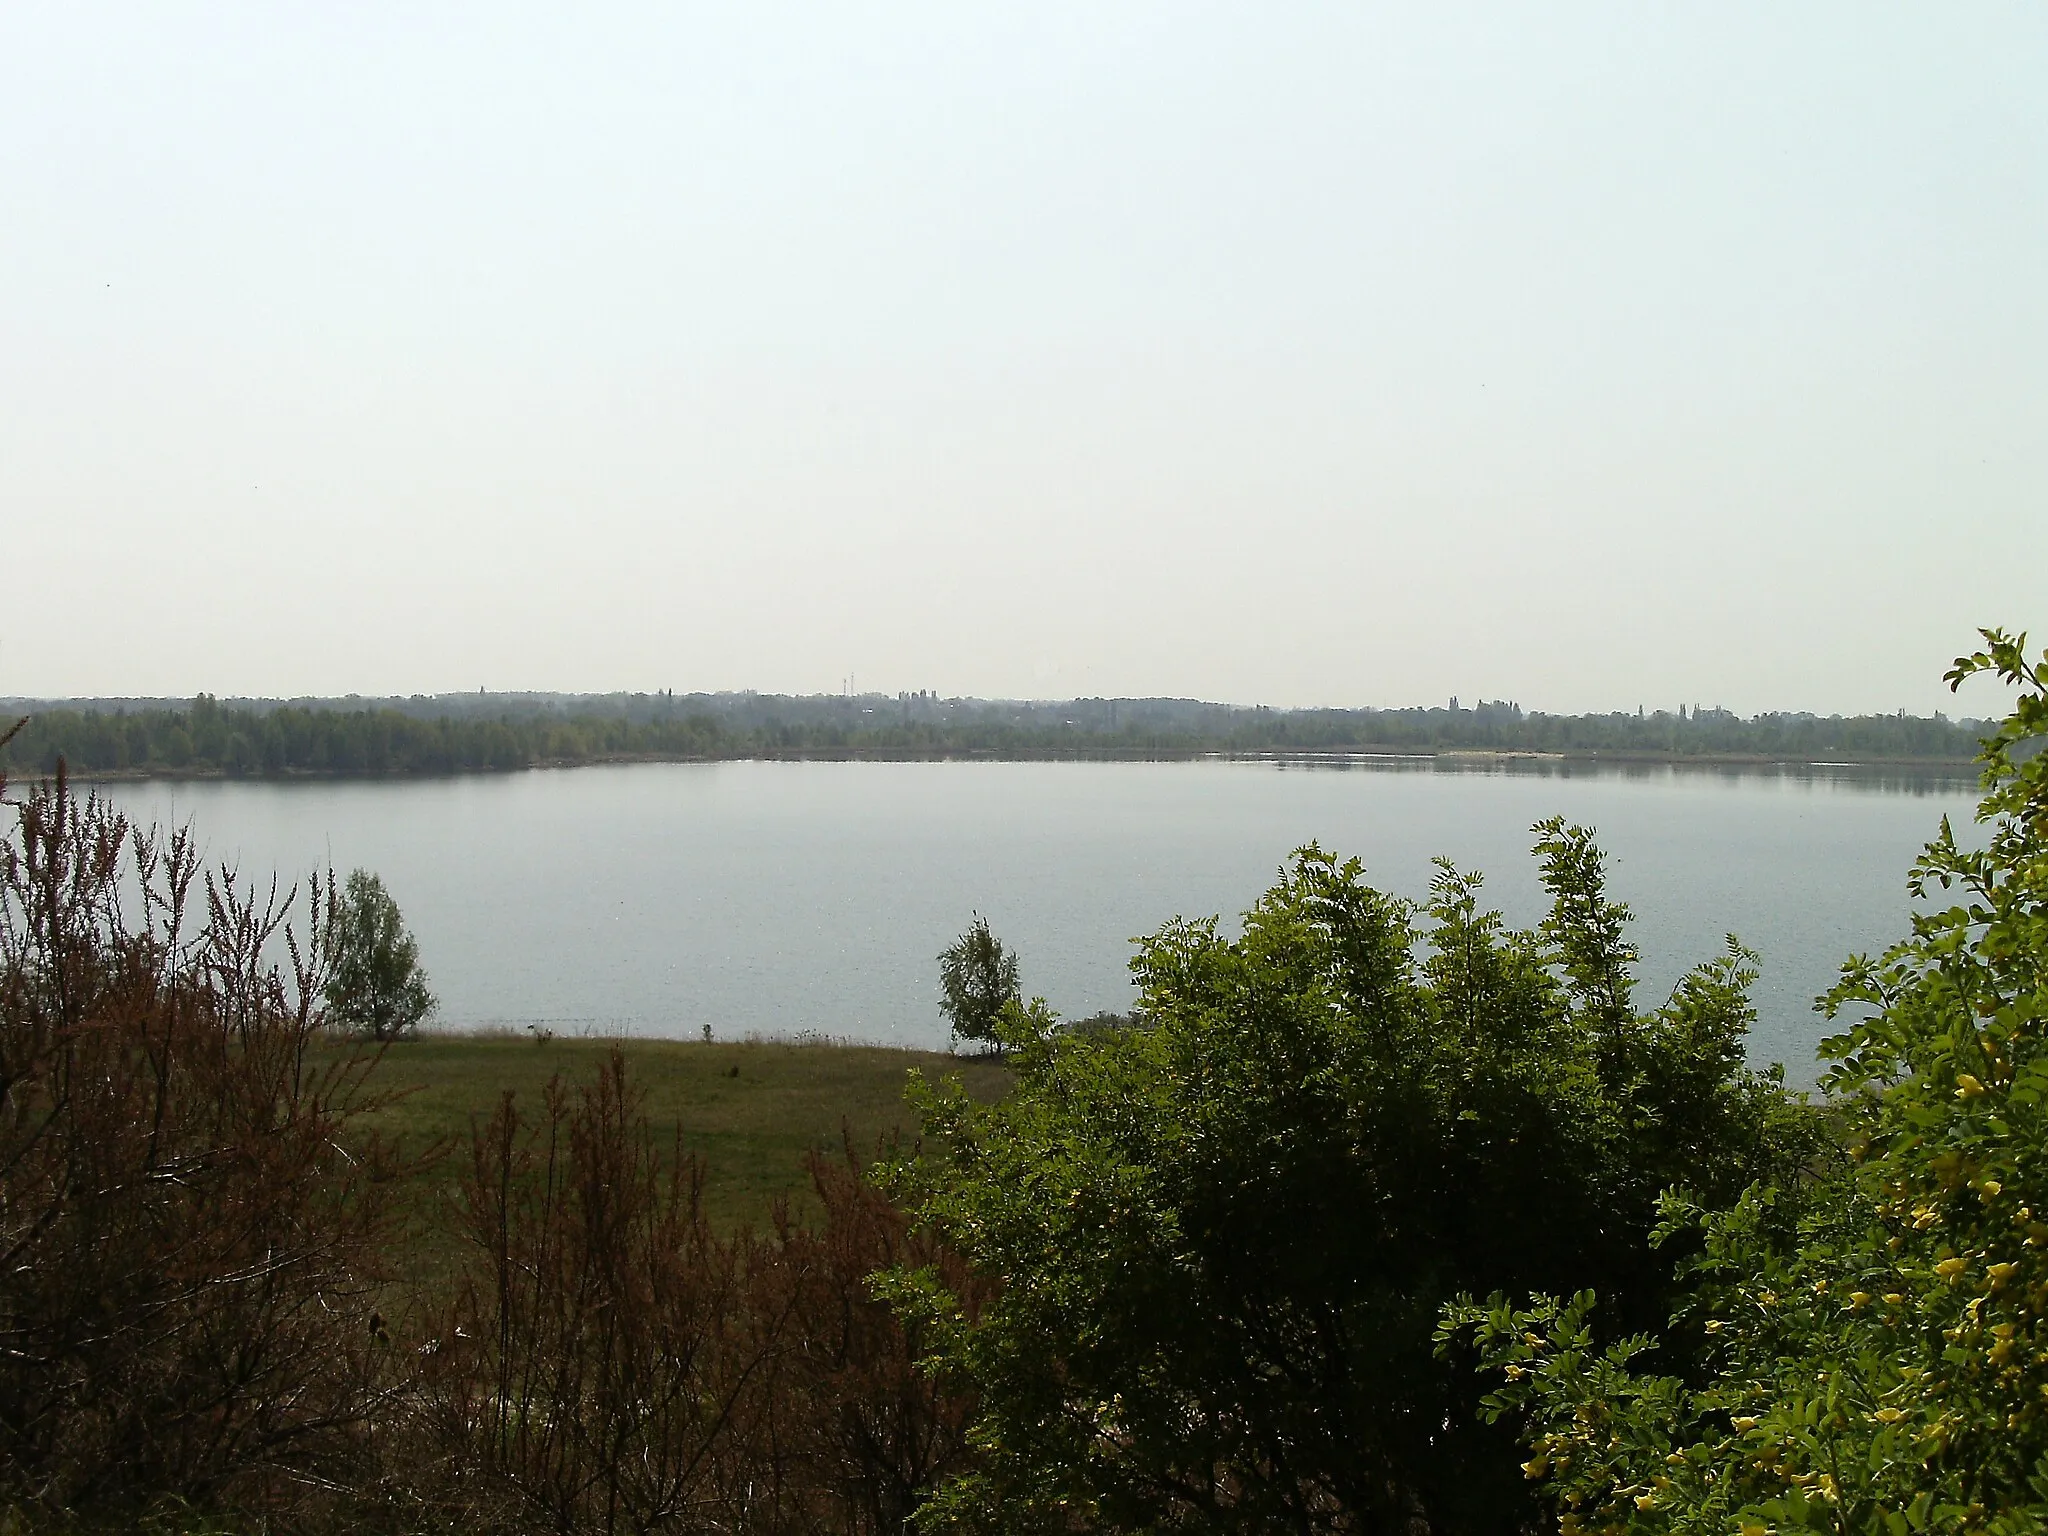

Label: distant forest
[0,689,1989,779]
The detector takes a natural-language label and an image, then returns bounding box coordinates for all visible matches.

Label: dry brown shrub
[745,1142,987,1536]
[409,1054,985,1536]
[412,1055,759,1531]
[0,763,402,1526]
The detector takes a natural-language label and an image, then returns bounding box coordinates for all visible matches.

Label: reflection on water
[100,759,1986,1088]
[1239,750,1982,799]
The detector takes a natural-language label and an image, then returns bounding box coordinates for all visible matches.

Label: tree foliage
[1449,628,2048,1535]
[324,867,436,1041]
[937,916,1021,1052]
[888,828,1814,1534]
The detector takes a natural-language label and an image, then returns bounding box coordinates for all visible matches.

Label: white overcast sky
[2,4,2043,714]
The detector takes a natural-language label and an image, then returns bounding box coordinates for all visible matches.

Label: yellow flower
[1874,1407,1905,1424]
[1987,1262,2019,1286]
[1634,1493,1657,1511]
[1957,1074,1986,1098]
[1731,1416,1760,1431]
[1883,1293,1906,1306]
[1848,1291,1871,1309]
[1521,1457,1548,1479]
[1936,1257,1968,1280]
[1982,1180,2004,1197]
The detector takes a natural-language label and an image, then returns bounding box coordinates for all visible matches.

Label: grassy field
[348,1033,1011,1239]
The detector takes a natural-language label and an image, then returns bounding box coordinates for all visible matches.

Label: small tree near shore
[324,868,436,1040]
[938,915,1020,1054]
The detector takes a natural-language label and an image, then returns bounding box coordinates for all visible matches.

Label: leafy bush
[1449,629,2048,1534]
[889,826,1814,1534]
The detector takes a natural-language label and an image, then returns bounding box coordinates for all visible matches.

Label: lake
[101,758,1983,1086]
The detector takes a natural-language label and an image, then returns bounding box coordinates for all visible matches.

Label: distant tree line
[0,695,729,776]
[0,689,1989,778]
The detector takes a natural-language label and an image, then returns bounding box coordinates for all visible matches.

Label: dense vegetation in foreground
[0,628,2043,1534]
[0,686,1987,779]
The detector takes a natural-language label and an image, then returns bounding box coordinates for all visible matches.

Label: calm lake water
[101,759,1983,1087]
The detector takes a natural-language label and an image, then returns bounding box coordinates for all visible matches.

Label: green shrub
[889,823,1813,1533]
[1450,628,2048,1534]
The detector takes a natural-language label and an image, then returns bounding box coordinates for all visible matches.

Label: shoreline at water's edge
[36,744,1986,784]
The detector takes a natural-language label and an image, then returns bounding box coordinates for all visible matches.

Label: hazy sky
[3,4,2043,714]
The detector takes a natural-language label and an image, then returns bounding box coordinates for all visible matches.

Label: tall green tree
[887,830,1812,1534]
[323,868,436,1040]
[1450,628,2048,1535]
[937,916,1021,1054]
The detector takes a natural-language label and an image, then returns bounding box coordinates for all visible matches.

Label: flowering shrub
[1446,629,2048,1535]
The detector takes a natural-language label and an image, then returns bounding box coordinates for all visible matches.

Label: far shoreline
[49,744,1986,785]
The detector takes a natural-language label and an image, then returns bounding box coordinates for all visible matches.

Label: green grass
[349,1033,1011,1238]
